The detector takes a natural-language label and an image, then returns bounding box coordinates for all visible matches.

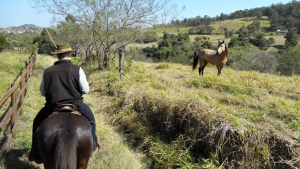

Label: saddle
[52,104,81,115]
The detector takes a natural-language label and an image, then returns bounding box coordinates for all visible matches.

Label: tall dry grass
[88,61,300,168]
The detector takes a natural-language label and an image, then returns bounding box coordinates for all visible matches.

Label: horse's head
[216,40,226,55]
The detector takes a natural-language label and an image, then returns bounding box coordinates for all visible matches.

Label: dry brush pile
[88,61,300,168]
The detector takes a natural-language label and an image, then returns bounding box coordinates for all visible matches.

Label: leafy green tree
[224,28,234,39]
[247,20,261,34]
[250,32,275,50]
[285,31,300,47]
[194,36,203,43]
[135,31,159,43]
[201,41,215,49]
[238,25,250,38]
[0,33,8,51]
[33,28,58,54]
[276,46,300,75]
[56,15,85,57]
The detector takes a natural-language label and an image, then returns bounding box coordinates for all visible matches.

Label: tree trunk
[103,49,108,68]
[118,47,124,79]
[97,51,103,70]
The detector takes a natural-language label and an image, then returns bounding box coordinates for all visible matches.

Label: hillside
[87,60,300,168]
[157,16,271,37]
[0,24,42,34]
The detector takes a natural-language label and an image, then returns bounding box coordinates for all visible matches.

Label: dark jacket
[43,60,83,107]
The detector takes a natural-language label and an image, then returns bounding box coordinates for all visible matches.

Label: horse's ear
[222,40,224,43]
[218,40,220,43]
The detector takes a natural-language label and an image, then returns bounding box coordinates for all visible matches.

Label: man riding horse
[29,43,101,163]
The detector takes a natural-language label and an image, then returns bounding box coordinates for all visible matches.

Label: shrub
[0,32,8,52]
[276,46,300,75]
[232,49,277,73]
[285,31,300,47]
[135,31,159,43]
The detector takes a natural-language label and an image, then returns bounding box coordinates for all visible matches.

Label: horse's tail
[192,49,200,70]
[55,128,78,169]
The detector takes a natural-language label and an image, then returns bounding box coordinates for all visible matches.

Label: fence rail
[0,52,36,153]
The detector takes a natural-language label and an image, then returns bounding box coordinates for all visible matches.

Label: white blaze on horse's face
[217,41,225,55]
[217,45,223,55]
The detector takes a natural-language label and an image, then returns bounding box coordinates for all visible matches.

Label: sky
[0,0,294,28]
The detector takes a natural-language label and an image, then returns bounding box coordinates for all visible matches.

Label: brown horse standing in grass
[192,40,228,76]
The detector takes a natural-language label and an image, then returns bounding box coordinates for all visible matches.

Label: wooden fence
[0,52,36,153]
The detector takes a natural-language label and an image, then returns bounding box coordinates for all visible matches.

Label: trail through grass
[0,54,146,169]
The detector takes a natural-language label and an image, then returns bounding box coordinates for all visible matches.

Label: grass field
[0,54,146,169]
[155,16,270,37]
[0,52,30,96]
[1,52,299,168]
[87,60,300,168]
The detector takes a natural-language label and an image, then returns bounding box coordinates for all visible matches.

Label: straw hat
[51,43,75,54]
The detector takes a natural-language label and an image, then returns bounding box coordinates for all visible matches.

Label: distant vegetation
[170,1,300,32]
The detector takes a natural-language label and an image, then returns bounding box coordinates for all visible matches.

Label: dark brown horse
[36,112,93,169]
[193,40,228,76]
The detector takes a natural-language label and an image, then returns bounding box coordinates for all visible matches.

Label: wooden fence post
[25,61,29,82]
[19,78,24,115]
[10,84,17,139]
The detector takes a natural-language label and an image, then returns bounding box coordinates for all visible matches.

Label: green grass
[1,54,147,169]
[0,52,30,96]
[155,16,270,37]
[87,61,300,168]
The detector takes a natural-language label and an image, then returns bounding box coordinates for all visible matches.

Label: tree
[285,31,300,47]
[247,20,261,34]
[232,49,277,73]
[0,33,8,51]
[135,31,159,43]
[31,0,172,70]
[276,46,300,75]
[250,32,275,50]
[194,36,203,43]
[33,28,58,54]
[238,25,250,38]
[224,28,234,39]
[56,15,85,57]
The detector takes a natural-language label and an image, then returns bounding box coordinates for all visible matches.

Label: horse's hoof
[28,149,42,164]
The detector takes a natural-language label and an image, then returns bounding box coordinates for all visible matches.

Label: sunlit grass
[2,54,146,169]
[0,52,29,96]
[88,60,300,168]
